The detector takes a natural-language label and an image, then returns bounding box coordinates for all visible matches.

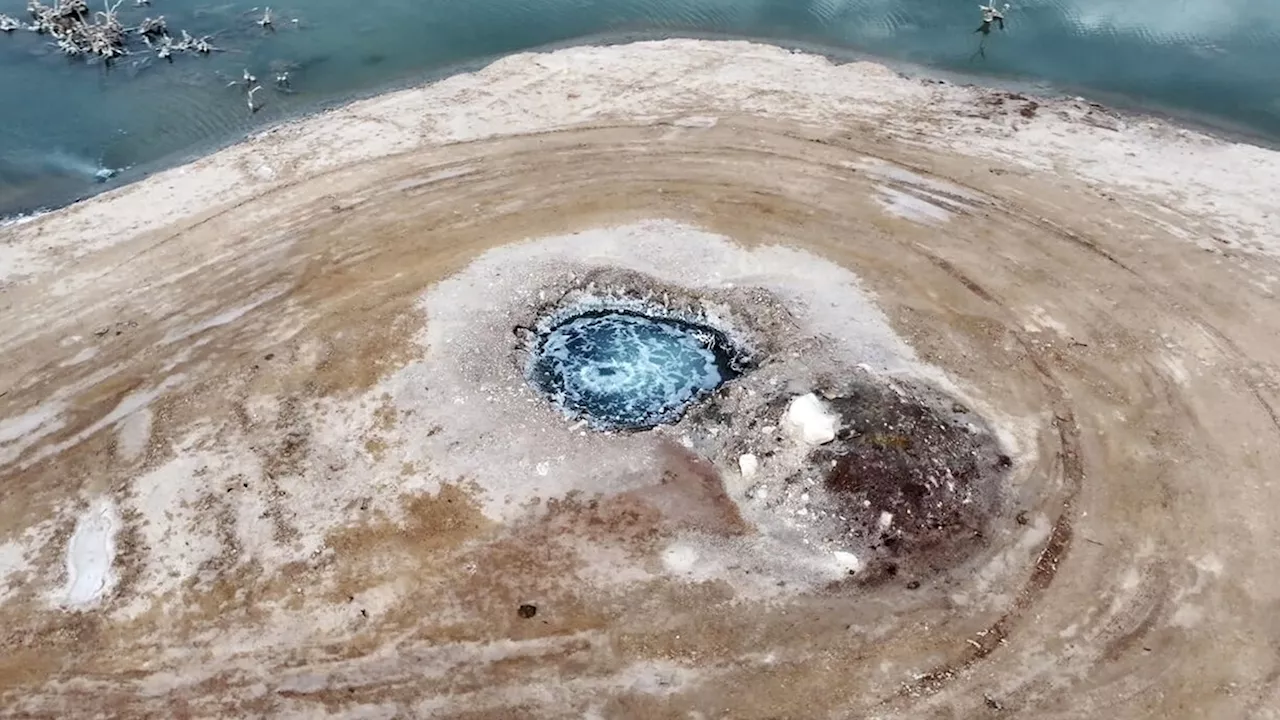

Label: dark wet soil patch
[812,377,1009,582]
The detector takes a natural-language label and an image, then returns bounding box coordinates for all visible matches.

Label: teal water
[1,0,1277,217]
[529,309,744,431]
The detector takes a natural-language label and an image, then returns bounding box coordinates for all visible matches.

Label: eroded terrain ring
[0,41,1278,719]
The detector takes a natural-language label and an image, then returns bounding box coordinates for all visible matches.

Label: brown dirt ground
[1,77,1279,719]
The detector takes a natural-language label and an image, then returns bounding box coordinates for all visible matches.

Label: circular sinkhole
[526,307,751,431]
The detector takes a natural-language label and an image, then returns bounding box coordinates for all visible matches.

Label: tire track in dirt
[0,52,1278,718]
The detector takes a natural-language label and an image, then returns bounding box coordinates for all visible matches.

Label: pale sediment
[0,39,1279,719]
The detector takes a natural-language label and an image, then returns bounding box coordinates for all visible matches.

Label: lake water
[1,0,1277,217]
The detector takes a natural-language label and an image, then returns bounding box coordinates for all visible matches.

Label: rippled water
[529,310,742,430]
[1,0,1277,217]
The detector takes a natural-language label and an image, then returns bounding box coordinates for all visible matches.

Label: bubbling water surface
[528,309,745,430]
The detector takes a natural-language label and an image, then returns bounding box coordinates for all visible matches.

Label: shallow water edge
[3,30,1278,225]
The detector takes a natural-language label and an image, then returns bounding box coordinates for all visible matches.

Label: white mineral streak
[59,497,120,609]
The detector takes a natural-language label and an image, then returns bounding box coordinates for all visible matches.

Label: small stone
[833,550,861,574]
[517,604,537,619]
[738,453,759,479]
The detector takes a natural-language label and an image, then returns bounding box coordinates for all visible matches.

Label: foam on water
[529,309,742,430]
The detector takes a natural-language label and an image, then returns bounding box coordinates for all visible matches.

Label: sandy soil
[1,39,1279,719]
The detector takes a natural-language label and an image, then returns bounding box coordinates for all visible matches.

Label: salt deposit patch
[0,401,68,467]
[0,402,65,444]
[392,164,478,192]
[23,375,184,470]
[117,398,391,618]
[875,186,954,225]
[672,115,718,128]
[115,407,152,462]
[661,543,701,576]
[58,346,99,367]
[58,497,120,609]
[1023,306,1071,336]
[119,450,228,616]
[0,540,29,603]
[850,157,984,204]
[161,287,288,345]
[1159,354,1192,386]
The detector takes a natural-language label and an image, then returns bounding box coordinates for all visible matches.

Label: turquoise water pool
[1,0,1277,217]
[528,309,745,431]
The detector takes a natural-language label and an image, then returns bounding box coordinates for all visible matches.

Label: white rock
[738,453,759,479]
[878,511,894,530]
[782,393,839,445]
[833,550,862,574]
